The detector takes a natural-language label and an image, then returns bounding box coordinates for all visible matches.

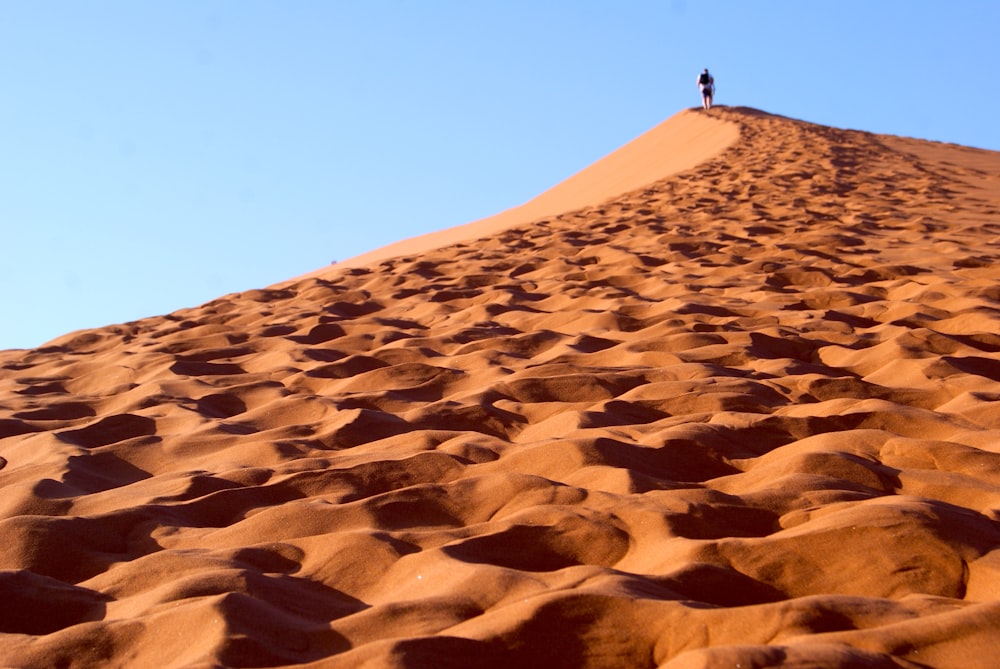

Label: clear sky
[3,1,999,350]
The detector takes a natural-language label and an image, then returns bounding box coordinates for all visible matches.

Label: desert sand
[2,106,1000,668]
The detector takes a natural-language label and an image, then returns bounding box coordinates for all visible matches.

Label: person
[697,68,715,110]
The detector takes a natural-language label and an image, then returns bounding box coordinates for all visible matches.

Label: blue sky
[2,1,999,350]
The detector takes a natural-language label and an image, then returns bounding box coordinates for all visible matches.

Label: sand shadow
[35,452,151,498]
[940,355,1000,382]
[592,437,740,484]
[170,360,246,376]
[665,563,787,606]
[0,571,109,635]
[0,418,41,439]
[13,401,95,421]
[195,393,248,419]
[57,414,157,448]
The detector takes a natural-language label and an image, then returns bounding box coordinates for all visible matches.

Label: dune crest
[3,107,1000,668]
[319,108,739,270]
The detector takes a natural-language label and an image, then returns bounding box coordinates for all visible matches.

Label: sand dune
[301,109,740,272]
[3,106,1000,668]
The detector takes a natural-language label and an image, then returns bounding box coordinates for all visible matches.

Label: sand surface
[3,106,1000,668]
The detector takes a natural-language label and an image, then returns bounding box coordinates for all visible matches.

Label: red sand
[3,106,1000,668]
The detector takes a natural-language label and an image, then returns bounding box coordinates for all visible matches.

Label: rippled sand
[2,106,1000,668]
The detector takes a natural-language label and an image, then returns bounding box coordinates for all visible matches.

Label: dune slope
[329,108,739,269]
[2,106,1000,668]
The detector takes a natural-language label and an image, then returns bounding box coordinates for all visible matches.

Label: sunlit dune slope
[3,106,1000,669]
[326,108,739,269]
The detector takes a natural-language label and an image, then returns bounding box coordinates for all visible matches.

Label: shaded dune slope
[3,106,1000,668]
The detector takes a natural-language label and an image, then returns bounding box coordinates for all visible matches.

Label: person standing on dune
[698,68,715,110]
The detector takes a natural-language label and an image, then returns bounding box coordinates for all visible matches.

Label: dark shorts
[702,86,713,98]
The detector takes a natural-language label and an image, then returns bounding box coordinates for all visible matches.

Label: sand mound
[3,106,1000,668]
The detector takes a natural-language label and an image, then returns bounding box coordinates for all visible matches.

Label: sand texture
[3,106,1000,668]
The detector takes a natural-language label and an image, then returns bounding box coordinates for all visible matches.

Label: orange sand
[2,106,1000,668]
